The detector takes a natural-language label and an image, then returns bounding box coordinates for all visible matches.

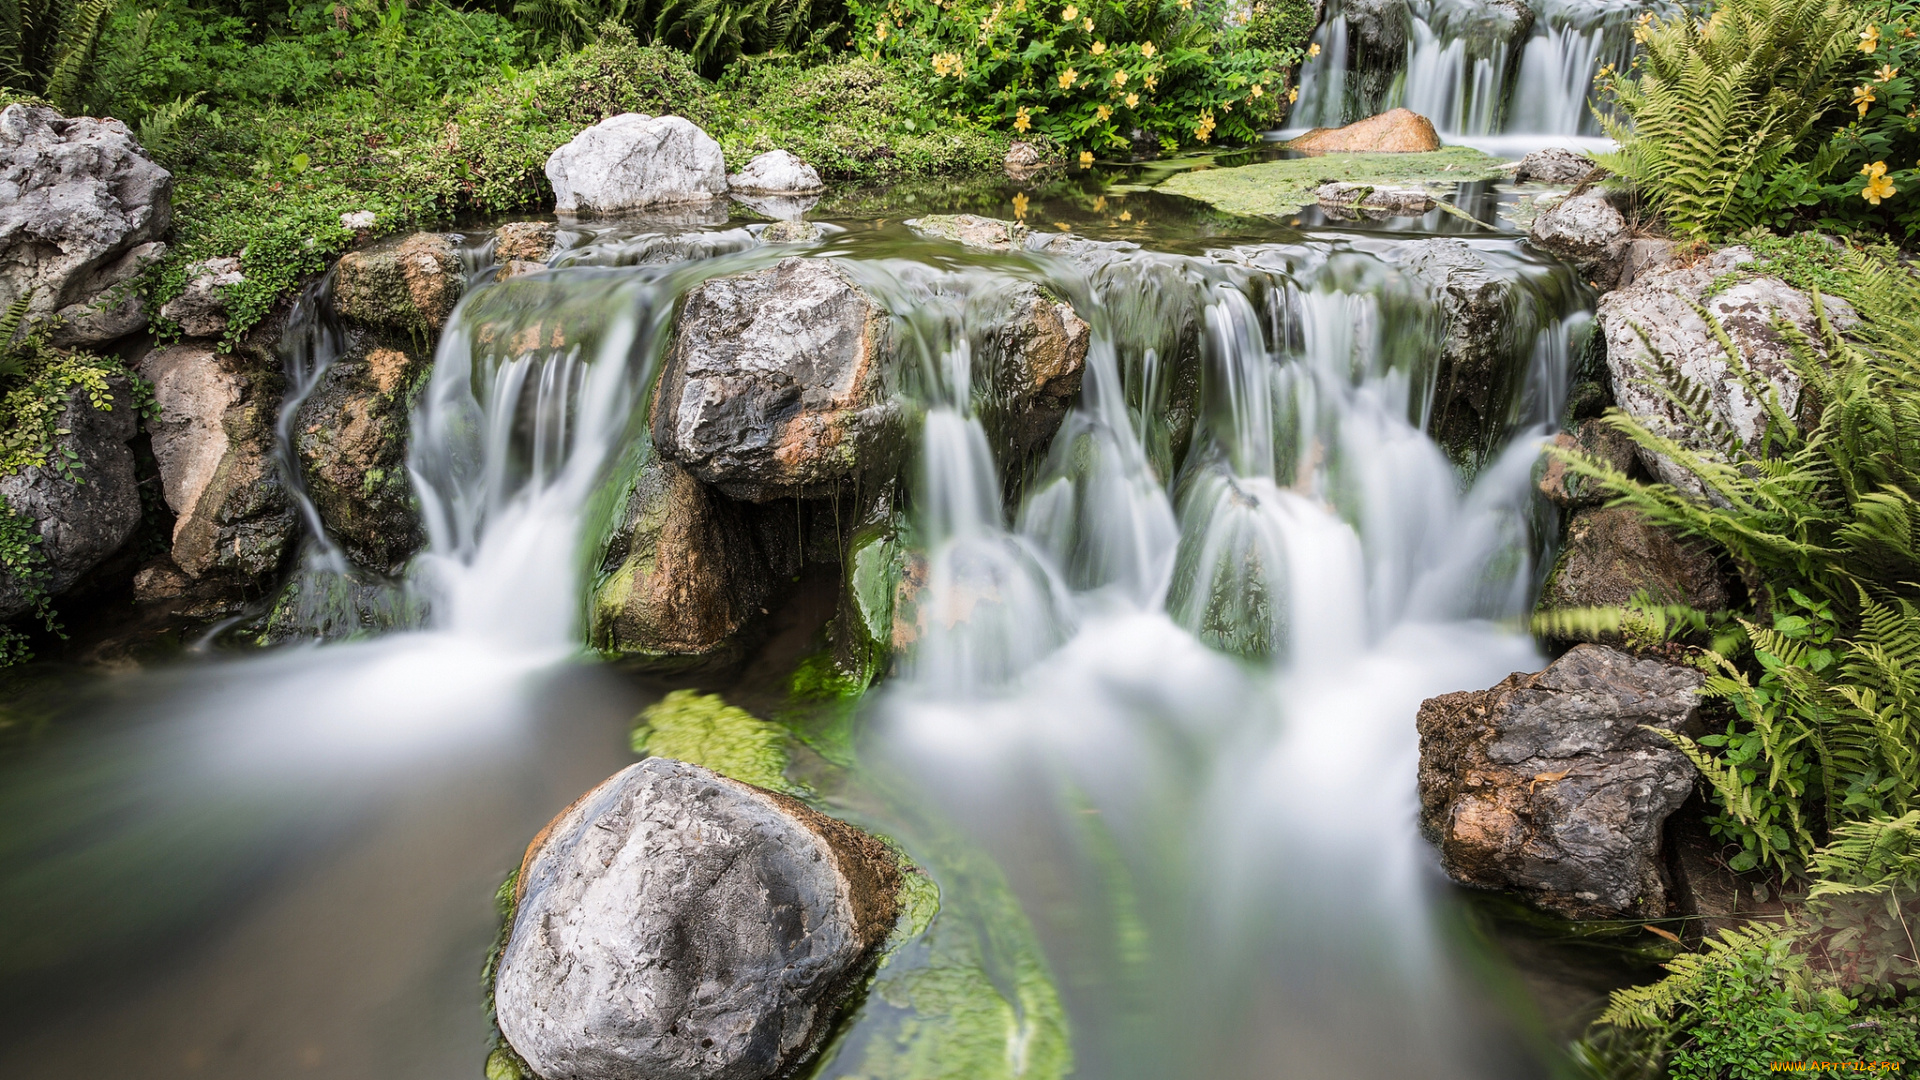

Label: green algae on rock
[1154,148,1507,220]
[631,689,797,793]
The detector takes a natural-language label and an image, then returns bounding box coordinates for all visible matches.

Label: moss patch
[1155,147,1507,219]
[631,689,797,793]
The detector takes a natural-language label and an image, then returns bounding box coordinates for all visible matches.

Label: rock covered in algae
[1153,146,1504,220]
[652,256,901,502]
[1286,108,1442,154]
[293,341,430,573]
[493,757,902,1080]
[1416,643,1702,919]
[333,232,466,333]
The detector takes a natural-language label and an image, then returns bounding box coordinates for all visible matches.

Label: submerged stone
[1417,644,1702,919]
[906,214,1030,251]
[494,758,903,1080]
[1154,147,1504,220]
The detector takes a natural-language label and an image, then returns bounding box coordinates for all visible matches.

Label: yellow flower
[1079,150,1094,167]
[1251,83,1263,97]
[1125,92,1139,107]
[1879,65,1901,83]
[1055,221,1071,230]
[1092,195,1107,211]
[1083,17,1093,31]
[1012,192,1029,218]
[1119,210,1132,221]
[1195,110,1215,143]
[1061,3,1077,20]
[1015,106,1031,132]
[1176,0,1189,9]
[1857,84,1879,117]
[1863,160,1897,205]
[1144,73,1158,89]
[1113,69,1127,86]
[1287,86,1298,103]
[1091,40,1107,54]
[875,20,889,41]
[1096,104,1111,120]
[1862,25,1882,53]
[932,52,965,77]
[1308,41,1320,57]
[1141,40,1155,57]
[1059,67,1078,88]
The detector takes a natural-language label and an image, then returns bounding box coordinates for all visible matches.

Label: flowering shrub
[850,0,1305,156]
[1822,3,1920,237]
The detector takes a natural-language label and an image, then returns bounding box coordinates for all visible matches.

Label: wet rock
[294,344,428,573]
[1344,0,1409,66]
[495,757,902,1080]
[1537,417,1641,509]
[0,104,172,345]
[906,214,1029,251]
[731,193,819,222]
[159,256,244,338]
[1315,181,1436,218]
[493,220,557,263]
[1597,247,1857,497]
[728,149,824,195]
[1539,505,1728,616]
[546,114,728,215]
[333,232,465,334]
[1417,643,1703,919]
[1513,147,1597,185]
[0,378,141,619]
[139,344,296,584]
[981,285,1090,456]
[1392,238,1519,462]
[1286,108,1441,154]
[591,457,769,662]
[652,257,900,502]
[496,259,547,282]
[761,220,827,244]
[1528,190,1628,289]
[1004,140,1048,178]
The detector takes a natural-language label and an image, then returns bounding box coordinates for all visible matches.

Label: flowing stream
[0,174,1622,1075]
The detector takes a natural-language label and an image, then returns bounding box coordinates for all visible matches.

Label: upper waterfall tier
[1290,0,1674,143]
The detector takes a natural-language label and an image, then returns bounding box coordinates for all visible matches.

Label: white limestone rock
[545,114,728,215]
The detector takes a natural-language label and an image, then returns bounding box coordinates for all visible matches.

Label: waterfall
[1289,0,1673,148]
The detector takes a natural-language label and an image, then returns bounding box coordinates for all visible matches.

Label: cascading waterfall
[1290,0,1673,144]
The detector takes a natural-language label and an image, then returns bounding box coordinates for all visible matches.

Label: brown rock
[294,343,430,573]
[492,220,556,263]
[1540,505,1728,618]
[333,232,465,333]
[1537,418,1641,509]
[1286,108,1442,154]
[984,286,1090,456]
[1417,643,1703,919]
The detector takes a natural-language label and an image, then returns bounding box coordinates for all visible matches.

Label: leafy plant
[0,0,117,112]
[1595,0,1864,239]
[507,0,842,71]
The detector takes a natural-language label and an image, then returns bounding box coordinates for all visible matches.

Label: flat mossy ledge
[1153,148,1507,220]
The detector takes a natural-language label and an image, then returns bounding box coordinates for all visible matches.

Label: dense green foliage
[854,0,1301,155]
[0,0,115,112]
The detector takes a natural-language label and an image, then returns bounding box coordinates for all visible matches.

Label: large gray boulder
[590,457,770,663]
[1529,190,1629,289]
[547,114,728,215]
[1597,246,1857,498]
[0,378,141,619]
[138,344,295,584]
[0,104,171,345]
[1417,643,1703,919]
[1392,238,1520,461]
[495,758,903,1080]
[652,257,901,502]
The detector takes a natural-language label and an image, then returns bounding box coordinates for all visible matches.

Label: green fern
[0,0,116,113]
[1596,0,1863,239]
[1597,922,1800,1030]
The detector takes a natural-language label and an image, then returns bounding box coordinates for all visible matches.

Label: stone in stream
[1596,246,1857,500]
[1528,189,1630,289]
[906,214,1030,251]
[1286,108,1442,154]
[293,342,429,574]
[1536,417,1641,509]
[0,104,172,346]
[494,758,903,1080]
[979,284,1091,457]
[332,232,466,334]
[1417,643,1703,919]
[1513,147,1597,185]
[0,377,142,619]
[139,343,297,585]
[590,457,770,663]
[727,150,825,195]
[546,114,729,215]
[1315,181,1435,218]
[494,220,559,264]
[1388,238,1524,464]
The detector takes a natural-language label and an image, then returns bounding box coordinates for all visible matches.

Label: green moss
[631,689,797,793]
[1154,147,1507,219]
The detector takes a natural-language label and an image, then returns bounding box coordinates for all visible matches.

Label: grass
[1153,147,1506,219]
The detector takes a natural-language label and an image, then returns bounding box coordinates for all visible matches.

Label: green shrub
[505,0,846,73]
[852,0,1299,156]
[1596,0,1863,239]
[0,0,115,113]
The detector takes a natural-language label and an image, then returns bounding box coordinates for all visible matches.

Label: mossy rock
[1154,148,1507,220]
